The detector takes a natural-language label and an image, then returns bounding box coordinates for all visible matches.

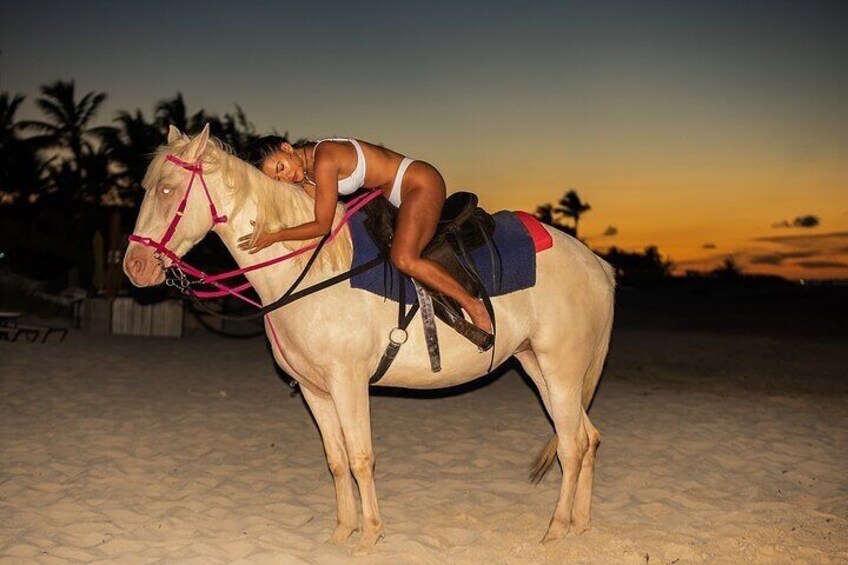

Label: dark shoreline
[613,284,848,338]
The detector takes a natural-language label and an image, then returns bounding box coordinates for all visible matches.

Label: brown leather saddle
[361,192,498,353]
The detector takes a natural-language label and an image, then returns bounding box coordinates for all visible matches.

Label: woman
[239,136,493,349]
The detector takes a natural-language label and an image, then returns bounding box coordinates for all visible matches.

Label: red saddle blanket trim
[514,211,553,253]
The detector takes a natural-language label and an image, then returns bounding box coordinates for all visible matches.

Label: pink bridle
[127,153,382,372]
[129,155,226,276]
[128,152,381,311]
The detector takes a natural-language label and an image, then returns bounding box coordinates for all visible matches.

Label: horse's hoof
[540,521,568,544]
[327,524,357,545]
[570,520,591,535]
[353,529,384,555]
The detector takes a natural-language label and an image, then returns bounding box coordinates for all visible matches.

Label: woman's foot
[453,318,494,351]
[463,300,494,352]
[466,300,493,334]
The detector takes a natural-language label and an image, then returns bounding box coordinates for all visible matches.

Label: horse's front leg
[300,387,359,544]
[328,376,383,554]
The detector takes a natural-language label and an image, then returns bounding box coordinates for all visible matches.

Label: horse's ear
[184,124,210,162]
[167,125,183,144]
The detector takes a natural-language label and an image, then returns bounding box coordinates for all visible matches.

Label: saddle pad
[349,209,539,305]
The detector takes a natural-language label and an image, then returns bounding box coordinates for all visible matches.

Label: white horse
[124,125,615,554]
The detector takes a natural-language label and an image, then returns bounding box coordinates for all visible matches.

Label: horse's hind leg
[528,349,594,543]
[300,387,359,544]
[515,348,553,415]
[571,409,600,533]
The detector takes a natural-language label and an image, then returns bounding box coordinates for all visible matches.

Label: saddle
[361,192,497,354]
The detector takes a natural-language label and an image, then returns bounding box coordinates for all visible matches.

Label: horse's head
[123,124,225,287]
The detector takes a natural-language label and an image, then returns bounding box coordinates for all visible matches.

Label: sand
[1,327,846,564]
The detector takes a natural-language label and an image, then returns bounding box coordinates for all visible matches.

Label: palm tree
[1,92,26,201]
[77,144,122,206]
[534,203,555,225]
[155,93,206,135]
[98,110,162,207]
[0,92,25,147]
[554,189,591,238]
[0,92,51,207]
[534,202,575,236]
[21,80,108,173]
[207,105,259,154]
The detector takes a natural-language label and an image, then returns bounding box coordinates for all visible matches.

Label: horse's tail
[529,257,616,484]
[530,434,558,484]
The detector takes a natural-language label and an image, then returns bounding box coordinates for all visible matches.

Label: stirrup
[452,318,494,352]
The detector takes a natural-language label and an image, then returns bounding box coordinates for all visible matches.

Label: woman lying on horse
[240,136,493,349]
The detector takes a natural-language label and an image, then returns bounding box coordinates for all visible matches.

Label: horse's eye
[161,185,172,195]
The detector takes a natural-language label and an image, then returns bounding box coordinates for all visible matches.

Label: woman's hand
[238,221,279,254]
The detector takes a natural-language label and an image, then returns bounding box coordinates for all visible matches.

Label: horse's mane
[143,136,353,273]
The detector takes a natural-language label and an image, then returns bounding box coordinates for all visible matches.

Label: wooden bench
[14,324,68,343]
[0,326,42,342]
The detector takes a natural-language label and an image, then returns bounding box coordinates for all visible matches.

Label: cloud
[742,232,848,274]
[702,243,716,249]
[748,255,783,266]
[796,260,848,269]
[754,231,848,247]
[748,250,816,265]
[602,226,618,237]
[793,215,819,228]
[771,215,820,229]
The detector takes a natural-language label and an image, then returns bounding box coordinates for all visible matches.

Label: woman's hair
[244,135,289,169]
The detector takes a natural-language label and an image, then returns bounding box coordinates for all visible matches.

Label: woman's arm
[239,149,341,254]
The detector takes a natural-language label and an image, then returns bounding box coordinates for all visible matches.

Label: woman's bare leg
[388,164,492,334]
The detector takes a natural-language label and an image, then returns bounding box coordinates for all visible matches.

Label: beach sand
[2,327,846,564]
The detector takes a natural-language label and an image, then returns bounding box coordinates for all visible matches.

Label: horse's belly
[374,343,514,390]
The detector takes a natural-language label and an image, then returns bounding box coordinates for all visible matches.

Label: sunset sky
[2,0,846,280]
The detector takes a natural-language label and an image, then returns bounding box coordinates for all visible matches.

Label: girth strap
[370,269,420,385]
[413,279,441,373]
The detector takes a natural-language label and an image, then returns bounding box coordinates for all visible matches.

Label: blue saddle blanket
[349,209,537,305]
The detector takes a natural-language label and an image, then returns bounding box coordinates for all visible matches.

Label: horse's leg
[328,378,383,554]
[532,349,594,543]
[515,348,553,415]
[521,346,601,534]
[300,387,359,544]
[571,409,600,534]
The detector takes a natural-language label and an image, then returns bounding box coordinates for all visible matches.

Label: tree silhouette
[155,93,206,135]
[0,92,51,207]
[0,92,25,147]
[554,189,591,238]
[534,203,555,225]
[710,256,743,282]
[205,105,259,154]
[603,245,673,285]
[21,80,107,173]
[78,144,122,206]
[98,110,162,207]
[0,83,265,290]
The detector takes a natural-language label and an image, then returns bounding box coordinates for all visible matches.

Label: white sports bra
[312,138,366,195]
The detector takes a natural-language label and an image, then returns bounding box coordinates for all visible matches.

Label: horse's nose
[123,245,151,284]
[126,257,145,280]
